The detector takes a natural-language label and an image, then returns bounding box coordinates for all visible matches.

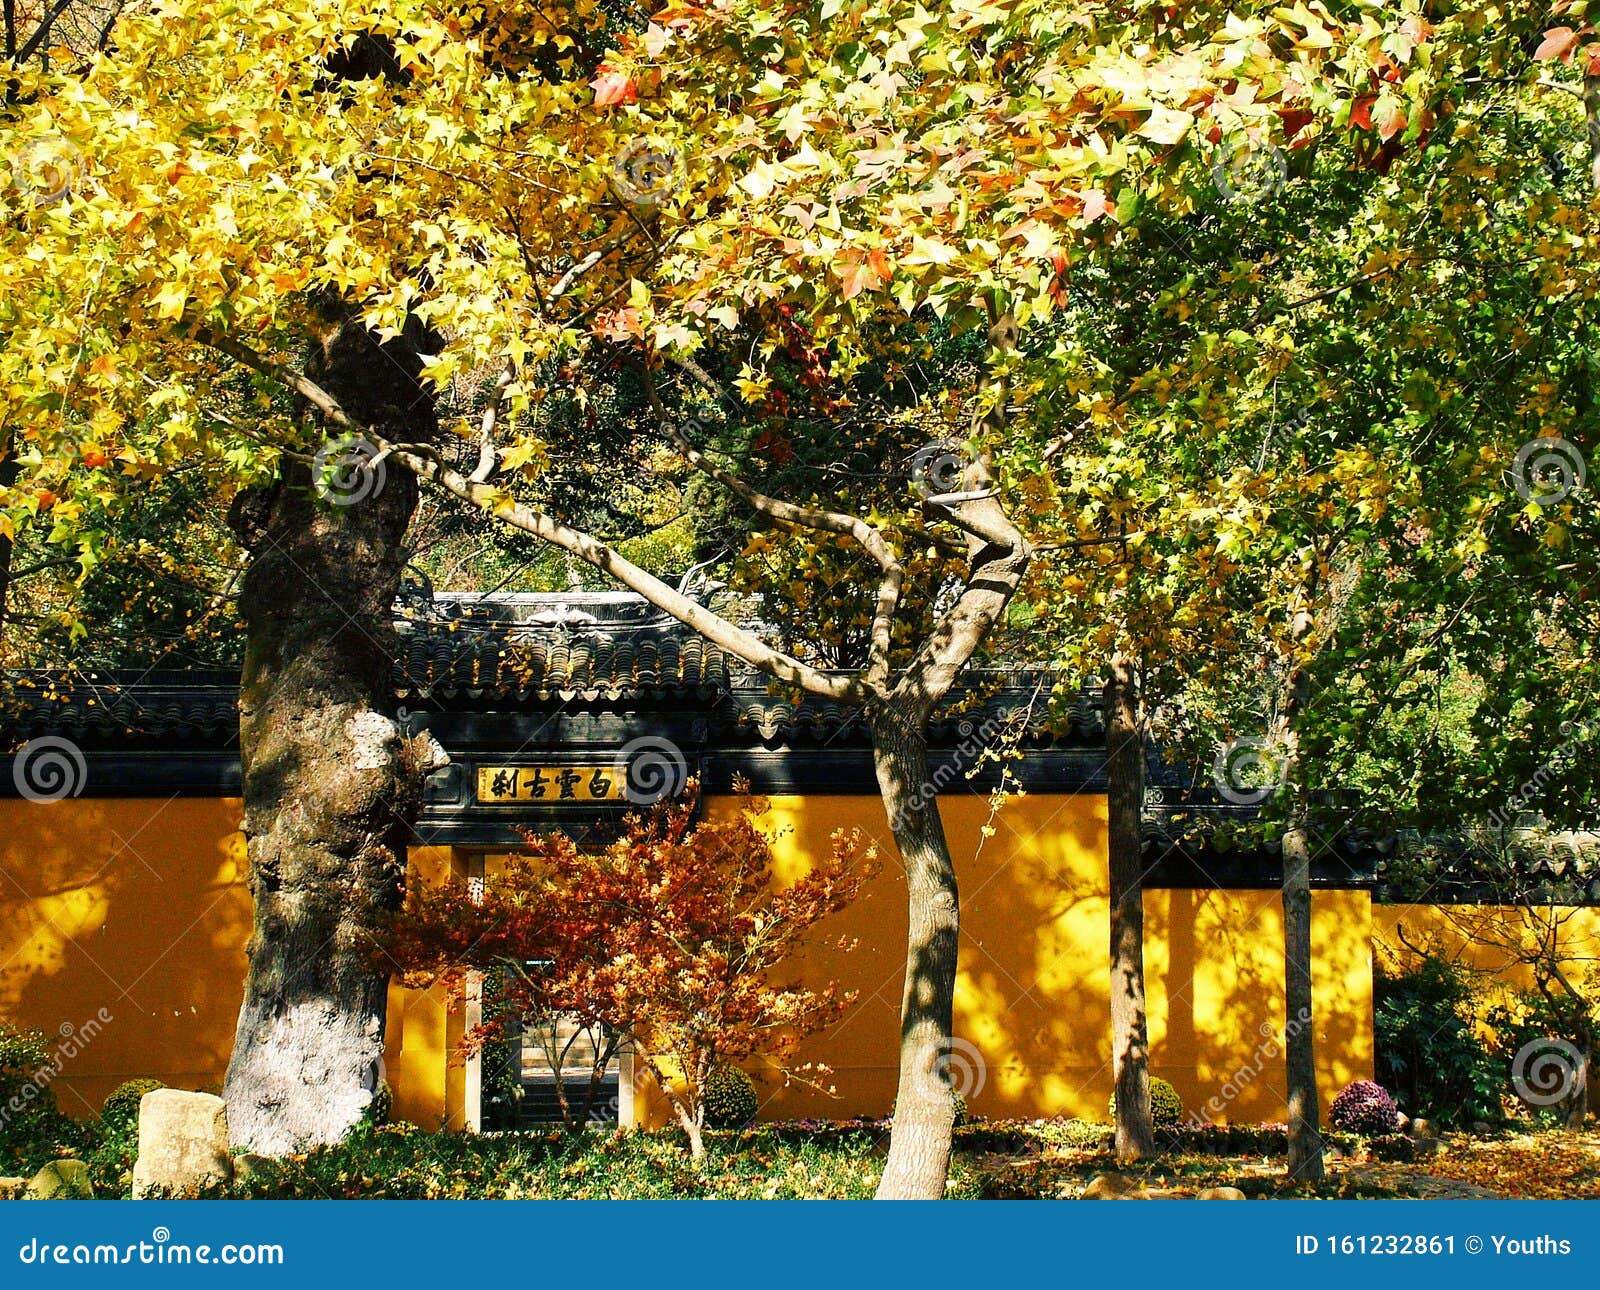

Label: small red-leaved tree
[388,783,876,1158]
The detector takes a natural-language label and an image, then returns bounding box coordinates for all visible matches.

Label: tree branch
[198,329,864,704]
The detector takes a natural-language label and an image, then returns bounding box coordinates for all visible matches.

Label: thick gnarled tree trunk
[871,703,960,1200]
[1106,653,1156,1161]
[223,318,438,1154]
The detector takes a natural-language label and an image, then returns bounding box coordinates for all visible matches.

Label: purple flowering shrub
[1329,1079,1401,1136]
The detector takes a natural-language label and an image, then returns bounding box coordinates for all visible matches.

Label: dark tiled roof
[1,592,1103,747]
[393,622,733,702]
[0,672,240,745]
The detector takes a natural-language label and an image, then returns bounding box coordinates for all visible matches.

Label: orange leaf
[1534,26,1581,63]
[1375,101,1406,142]
[591,68,637,106]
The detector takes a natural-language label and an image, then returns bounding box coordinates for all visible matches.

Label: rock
[1471,1121,1493,1136]
[1325,1142,1347,1161]
[27,1160,93,1199]
[0,1177,25,1199]
[1413,1136,1447,1156]
[1394,1111,1410,1131]
[1081,1172,1146,1199]
[1410,1118,1439,1140]
[1196,1186,1247,1200]
[132,1089,234,1198]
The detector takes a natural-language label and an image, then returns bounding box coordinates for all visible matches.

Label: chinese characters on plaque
[475,765,622,804]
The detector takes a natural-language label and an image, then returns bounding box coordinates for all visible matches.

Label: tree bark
[0,435,15,654]
[1106,653,1156,1161]
[871,702,961,1200]
[1281,817,1324,1180]
[222,316,439,1154]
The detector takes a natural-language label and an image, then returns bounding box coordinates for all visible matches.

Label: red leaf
[1277,106,1314,141]
[1534,26,1581,63]
[1376,100,1406,142]
[591,68,637,106]
[1350,96,1375,131]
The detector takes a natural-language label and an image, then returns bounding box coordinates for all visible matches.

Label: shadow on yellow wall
[653,793,1375,1130]
[1,790,1380,1133]
[0,799,454,1128]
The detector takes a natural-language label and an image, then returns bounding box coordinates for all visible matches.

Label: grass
[11,1115,1598,1200]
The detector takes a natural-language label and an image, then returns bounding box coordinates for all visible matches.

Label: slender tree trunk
[0,436,15,654]
[1106,653,1156,1161]
[222,317,439,1154]
[871,702,960,1200]
[1281,816,1324,1180]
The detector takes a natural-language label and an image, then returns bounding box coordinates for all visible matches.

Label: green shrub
[1375,953,1500,1125]
[1108,1076,1184,1126]
[101,1079,163,1135]
[362,1080,393,1127]
[703,1066,759,1129]
[0,1023,73,1164]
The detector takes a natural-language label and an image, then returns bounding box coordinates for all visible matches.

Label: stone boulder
[0,1177,25,1199]
[1081,1172,1147,1199]
[132,1090,234,1198]
[1196,1186,1248,1200]
[27,1160,93,1199]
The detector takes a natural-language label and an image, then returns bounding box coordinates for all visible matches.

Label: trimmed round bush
[1108,1076,1184,1126]
[101,1078,164,1132]
[1329,1079,1401,1136]
[703,1065,759,1129]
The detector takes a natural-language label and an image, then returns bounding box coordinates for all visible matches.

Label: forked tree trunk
[1282,817,1324,1181]
[1106,654,1156,1161]
[871,703,960,1200]
[222,317,438,1154]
